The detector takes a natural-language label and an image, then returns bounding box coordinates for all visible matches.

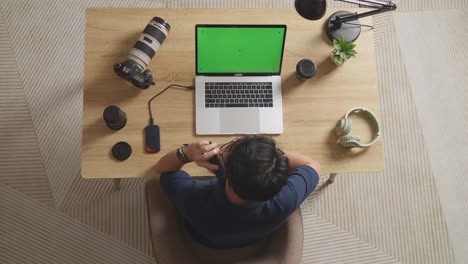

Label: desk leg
[113,178,122,190]
[327,173,337,184]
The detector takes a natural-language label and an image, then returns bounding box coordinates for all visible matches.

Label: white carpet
[1,1,467,263]
[394,10,468,263]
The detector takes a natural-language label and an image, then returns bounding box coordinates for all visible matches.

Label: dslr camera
[114,17,170,89]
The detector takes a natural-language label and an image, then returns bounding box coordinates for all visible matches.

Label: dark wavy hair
[225,135,289,202]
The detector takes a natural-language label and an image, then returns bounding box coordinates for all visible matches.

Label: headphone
[335,107,381,148]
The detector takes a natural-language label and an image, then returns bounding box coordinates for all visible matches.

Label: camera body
[114,60,154,89]
[114,17,170,89]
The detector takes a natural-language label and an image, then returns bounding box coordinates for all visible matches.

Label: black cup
[103,105,127,130]
[296,59,317,81]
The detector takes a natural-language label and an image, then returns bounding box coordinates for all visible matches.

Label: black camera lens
[296,59,317,81]
[103,105,127,130]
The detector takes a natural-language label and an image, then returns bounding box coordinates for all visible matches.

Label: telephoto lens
[129,17,170,71]
[114,17,171,89]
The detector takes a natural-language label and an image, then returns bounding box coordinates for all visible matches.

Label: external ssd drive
[145,125,160,153]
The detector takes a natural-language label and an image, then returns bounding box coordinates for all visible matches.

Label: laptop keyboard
[204,82,273,108]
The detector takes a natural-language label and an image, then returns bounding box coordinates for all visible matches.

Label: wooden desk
[82,8,383,181]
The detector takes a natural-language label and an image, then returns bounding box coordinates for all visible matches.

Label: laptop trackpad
[220,108,260,134]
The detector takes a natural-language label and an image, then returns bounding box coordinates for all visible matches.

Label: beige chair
[145,179,304,264]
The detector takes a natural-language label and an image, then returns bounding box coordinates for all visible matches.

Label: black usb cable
[145,84,194,153]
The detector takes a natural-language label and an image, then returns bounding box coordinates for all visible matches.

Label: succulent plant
[331,35,357,65]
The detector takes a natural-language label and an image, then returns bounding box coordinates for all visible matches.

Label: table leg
[113,178,122,190]
[327,173,337,184]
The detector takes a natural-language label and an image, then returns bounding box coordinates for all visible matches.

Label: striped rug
[1,0,467,263]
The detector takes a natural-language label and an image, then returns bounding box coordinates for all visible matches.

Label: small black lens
[103,105,127,130]
[296,59,317,80]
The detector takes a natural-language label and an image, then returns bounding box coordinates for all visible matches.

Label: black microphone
[295,0,327,20]
[145,124,160,153]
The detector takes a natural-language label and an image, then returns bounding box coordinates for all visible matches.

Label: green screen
[197,26,286,74]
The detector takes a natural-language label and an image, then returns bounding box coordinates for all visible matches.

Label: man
[154,135,320,249]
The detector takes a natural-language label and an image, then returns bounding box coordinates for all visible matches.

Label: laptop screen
[196,25,287,75]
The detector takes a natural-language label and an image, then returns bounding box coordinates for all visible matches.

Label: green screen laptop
[195,25,287,135]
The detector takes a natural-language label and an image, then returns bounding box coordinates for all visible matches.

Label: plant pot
[330,49,350,66]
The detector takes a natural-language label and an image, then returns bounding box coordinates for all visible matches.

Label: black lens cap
[112,142,132,161]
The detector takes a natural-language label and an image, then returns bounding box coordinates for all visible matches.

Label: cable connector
[147,84,194,126]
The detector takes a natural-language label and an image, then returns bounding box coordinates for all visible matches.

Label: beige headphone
[335,107,381,148]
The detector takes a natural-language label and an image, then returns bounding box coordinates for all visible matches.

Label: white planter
[330,49,350,66]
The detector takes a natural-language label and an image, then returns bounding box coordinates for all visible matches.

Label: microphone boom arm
[331,0,396,28]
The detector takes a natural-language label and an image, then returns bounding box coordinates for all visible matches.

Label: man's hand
[283,150,320,175]
[184,141,219,173]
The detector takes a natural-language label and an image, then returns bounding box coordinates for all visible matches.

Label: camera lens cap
[112,141,132,161]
